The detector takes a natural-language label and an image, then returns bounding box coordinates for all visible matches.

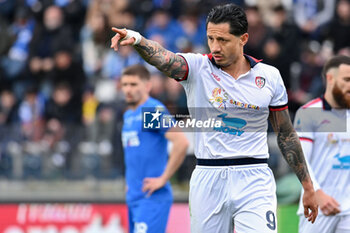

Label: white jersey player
[295,55,350,233]
[110,3,318,233]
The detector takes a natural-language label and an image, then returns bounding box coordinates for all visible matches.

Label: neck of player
[222,55,251,80]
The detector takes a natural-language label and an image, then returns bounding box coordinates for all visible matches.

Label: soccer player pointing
[112,4,318,232]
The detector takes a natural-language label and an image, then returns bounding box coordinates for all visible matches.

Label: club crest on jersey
[255,76,265,89]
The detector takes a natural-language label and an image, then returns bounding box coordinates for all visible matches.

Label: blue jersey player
[121,64,189,233]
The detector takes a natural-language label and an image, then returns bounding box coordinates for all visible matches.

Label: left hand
[142,177,166,197]
[302,188,319,223]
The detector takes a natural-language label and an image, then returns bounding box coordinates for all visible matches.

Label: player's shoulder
[301,97,323,109]
[145,97,167,110]
[247,56,281,83]
[295,97,323,120]
[254,62,280,76]
[146,97,163,106]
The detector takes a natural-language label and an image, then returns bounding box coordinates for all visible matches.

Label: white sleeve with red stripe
[175,53,204,96]
[294,108,320,190]
[175,53,203,83]
[269,68,288,111]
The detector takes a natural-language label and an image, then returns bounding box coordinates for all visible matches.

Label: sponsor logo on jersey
[255,76,265,89]
[332,153,350,169]
[209,87,260,110]
[211,72,221,81]
[213,113,247,136]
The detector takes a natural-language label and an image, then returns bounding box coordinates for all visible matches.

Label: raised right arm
[110,27,188,80]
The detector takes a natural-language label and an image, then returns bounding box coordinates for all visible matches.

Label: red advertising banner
[0,204,128,233]
[0,203,191,233]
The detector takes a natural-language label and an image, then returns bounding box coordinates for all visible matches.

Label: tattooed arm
[110,27,188,80]
[269,109,318,223]
[134,39,188,80]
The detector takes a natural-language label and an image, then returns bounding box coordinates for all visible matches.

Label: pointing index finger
[111,27,126,36]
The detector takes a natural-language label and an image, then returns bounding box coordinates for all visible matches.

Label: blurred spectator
[44,82,82,126]
[86,103,115,144]
[0,0,16,21]
[0,7,35,82]
[0,16,13,87]
[194,0,244,16]
[23,0,50,21]
[323,0,350,54]
[246,0,290,26]
[293,0,335,40]
[128,0,183,22]
[108,6,138,30]
[80,9,111,82]
[47,44,86,98]
[0,15,12,54]
[59,0,85,41]
[80,93,125,178]
[27,5,73,92]
[145,8,183,52]
[18,86,45,141]
[244,5,269,58]
[178,11,207,53]
[261,5,301,90]
[289,41,324,108]
[82,87,99,126]
[44,82,85,176]
[0,89,19,126]
[102,46,144,80]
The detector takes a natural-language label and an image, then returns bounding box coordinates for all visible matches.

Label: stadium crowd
[0,0,349,181]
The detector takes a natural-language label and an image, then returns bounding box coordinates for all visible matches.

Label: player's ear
[326,72,334,85]
[240,33,249,46]
[145,80,152,93]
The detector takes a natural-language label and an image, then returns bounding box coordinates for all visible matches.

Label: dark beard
[332,83,350,108]
[127,101,137,108]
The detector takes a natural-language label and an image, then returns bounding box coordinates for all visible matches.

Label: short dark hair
[122,64,150,81]
[322,55,350,79]
[206,3,248,36]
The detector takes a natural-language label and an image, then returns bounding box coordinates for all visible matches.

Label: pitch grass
[278,204,299,233]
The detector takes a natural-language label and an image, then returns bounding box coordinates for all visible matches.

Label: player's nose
[210,41,221,53]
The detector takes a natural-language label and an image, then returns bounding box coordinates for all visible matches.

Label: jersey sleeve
[175,53,205,87]
[269,69,288,111]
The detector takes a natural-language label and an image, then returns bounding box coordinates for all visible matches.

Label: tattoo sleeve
[134,38,188,80]
[269,109,310,183]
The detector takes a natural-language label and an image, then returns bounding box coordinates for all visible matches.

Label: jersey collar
[321,96,332,111]
[244,54,262,68]
[207,54,262,68]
